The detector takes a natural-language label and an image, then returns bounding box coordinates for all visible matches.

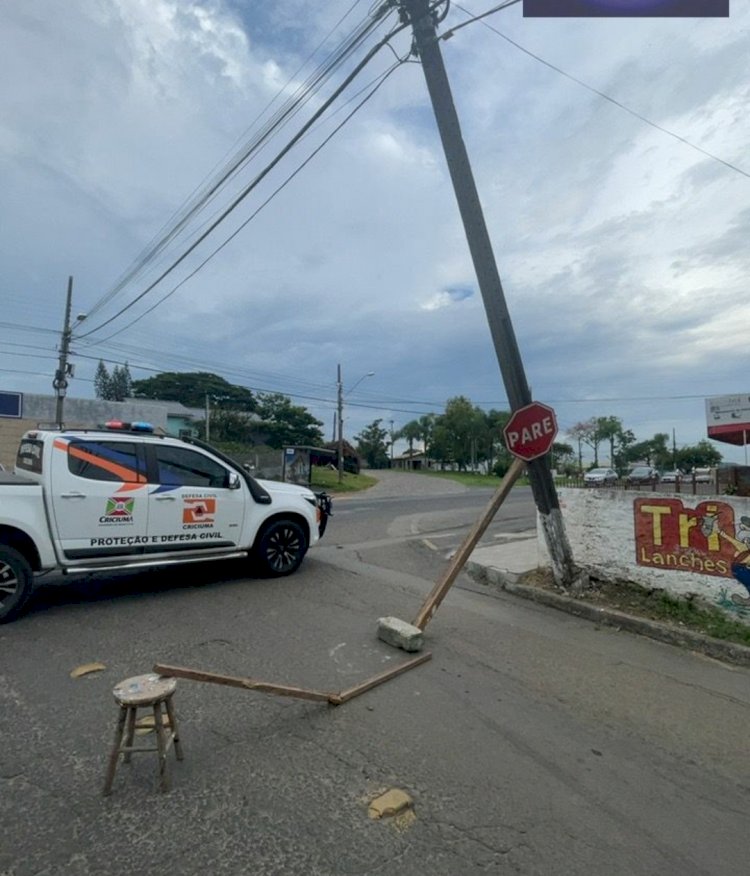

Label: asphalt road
[2,471,749,875]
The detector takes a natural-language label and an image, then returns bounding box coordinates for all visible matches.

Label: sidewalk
[467,530,750,668]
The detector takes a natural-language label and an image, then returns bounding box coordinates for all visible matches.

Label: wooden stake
[412,456,525,630]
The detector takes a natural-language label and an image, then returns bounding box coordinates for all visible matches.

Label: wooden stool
[103,673,183,795]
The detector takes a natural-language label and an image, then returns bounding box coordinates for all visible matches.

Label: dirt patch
[518,568,750,649]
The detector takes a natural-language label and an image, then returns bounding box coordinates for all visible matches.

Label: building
[0,390,203,467]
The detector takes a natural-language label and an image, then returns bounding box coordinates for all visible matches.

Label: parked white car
[584,467,618,487]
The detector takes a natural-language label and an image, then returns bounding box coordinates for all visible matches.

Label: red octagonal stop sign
[503,402,558,461]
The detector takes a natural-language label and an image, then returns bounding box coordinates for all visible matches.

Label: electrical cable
[452,1,749,179]
[82,3,397,324]
[75,13,410,341]
[85,60,406,344]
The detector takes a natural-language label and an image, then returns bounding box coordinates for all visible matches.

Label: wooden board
[154,652,432,707]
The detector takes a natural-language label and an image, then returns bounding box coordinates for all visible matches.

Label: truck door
[49,437,149,559]
[146,444,245,552]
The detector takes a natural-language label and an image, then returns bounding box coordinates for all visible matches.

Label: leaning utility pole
[399,0,575,585]
[53,276,74,429]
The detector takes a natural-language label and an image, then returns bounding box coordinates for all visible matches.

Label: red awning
[707,423,750,446]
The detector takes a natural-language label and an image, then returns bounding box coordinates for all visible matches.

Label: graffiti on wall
[634,498,750,615]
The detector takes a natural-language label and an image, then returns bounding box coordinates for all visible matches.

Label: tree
[94,360,112,400]
[418,414,436,462]
[595,416,623,467]
[484,408,511,474]
[551,442,575,474]
[433,396,486,471]
[568,419,600,469]
[398,420,423,468]
[355,419,390,469]
[254,393,323,449]
[109,362,132,402]
[131,372,255,411]
[675,440,722,471]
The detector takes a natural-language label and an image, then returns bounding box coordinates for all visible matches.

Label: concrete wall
[0,394,172,468]
[556,487,750,623]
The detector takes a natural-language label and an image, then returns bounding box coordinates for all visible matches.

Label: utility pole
[337,364,344,484]
[205,394,211,443]
[53,276,74,429]
[400,0,575,585]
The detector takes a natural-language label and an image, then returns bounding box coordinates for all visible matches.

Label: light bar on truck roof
[104,420,154,433]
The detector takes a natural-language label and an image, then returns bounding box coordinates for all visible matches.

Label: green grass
[652,590,750,645]
[412,469,530,488]
[310,466,378,493]
[577,577,750,647]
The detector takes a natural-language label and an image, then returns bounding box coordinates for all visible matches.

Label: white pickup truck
[0,421,331,622]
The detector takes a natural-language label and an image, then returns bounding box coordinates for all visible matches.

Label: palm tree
[398,420,423,469]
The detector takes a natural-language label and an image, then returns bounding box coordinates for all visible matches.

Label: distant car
[692,467,713,483]
[584,467,618,487]
[660,469,683,484]
[627,466,660,485]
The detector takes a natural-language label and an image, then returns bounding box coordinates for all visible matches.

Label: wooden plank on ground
[154,652,433,707]
[328,652,432,705]
[153,663,333,703]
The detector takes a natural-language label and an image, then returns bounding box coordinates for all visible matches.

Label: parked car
[660,469,683,483]
[627,466,660,485]
[692,467,713,484]
[584,467,618,487]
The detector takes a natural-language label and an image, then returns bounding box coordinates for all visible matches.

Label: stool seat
[113,674,177,707]
[103,673,183,795]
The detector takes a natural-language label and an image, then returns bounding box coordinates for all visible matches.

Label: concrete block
[377,617,424,652]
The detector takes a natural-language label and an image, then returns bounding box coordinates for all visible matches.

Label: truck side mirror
[227,471,241,490]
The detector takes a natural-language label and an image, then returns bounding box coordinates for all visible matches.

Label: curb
[468,564,750,669]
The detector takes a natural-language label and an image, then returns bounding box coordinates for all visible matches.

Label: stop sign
[503,402,558,461]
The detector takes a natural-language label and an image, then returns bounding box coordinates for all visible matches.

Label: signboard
[524,1,728,17]
[503,402,558,461]
[705,394,750,446]
[0,391,23,418]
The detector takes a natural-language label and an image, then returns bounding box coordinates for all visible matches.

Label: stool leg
[164,694,183,761]
[123,706,137,764]
[153,702,170,792]
[103,706,128,796]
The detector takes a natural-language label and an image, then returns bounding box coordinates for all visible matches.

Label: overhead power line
[452,1,748,179]
[80,2,400,328]
[85,60,407,345]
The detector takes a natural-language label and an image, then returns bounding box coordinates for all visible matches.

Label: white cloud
[1,0,749,461]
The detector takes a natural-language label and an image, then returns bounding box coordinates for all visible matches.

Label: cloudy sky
[2,0,748,462]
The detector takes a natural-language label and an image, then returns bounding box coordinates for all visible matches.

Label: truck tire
[254,519,308,577]
[0,546,34,623]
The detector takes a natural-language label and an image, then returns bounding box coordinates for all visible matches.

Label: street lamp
[337,365,375,483]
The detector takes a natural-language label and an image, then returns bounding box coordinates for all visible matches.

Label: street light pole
[337,366,375,483]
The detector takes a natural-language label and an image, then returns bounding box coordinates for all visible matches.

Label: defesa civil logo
[524,0,728,16]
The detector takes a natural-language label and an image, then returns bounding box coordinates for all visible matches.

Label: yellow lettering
[640,505,672,546]
[678,513,697,548]
[704,505,721,552]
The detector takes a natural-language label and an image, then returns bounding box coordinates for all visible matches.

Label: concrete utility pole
[53,276,74,429]
[400,0,575,585]
[337,364,344,484]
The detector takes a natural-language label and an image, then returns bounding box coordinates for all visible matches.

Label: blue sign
[524,0,728,16]
[0,391,23,418]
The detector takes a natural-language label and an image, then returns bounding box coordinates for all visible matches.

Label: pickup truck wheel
[254,520,308,577]
[0,547,33,623]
